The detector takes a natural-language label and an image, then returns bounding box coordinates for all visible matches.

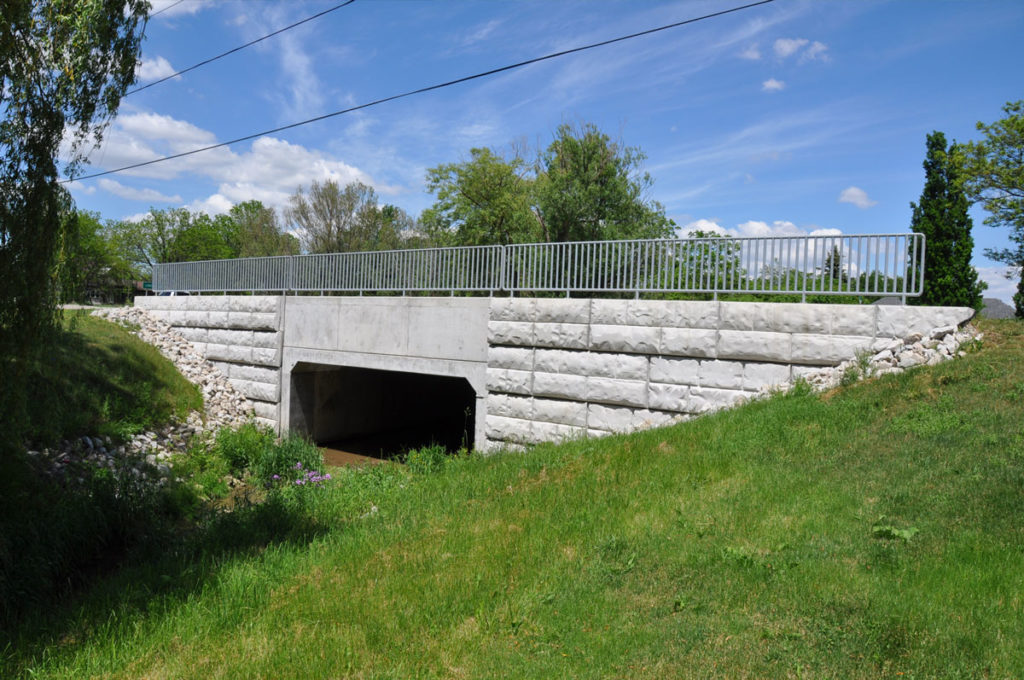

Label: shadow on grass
[0,459,330,677]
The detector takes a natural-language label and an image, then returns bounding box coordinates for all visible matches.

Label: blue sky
[65,0,1024,301]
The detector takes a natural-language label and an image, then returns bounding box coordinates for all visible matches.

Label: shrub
[405,444,449,474]
[211,423,276,474]
[251,432,322,485]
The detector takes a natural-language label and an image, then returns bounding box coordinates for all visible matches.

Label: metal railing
[151,233,925,301]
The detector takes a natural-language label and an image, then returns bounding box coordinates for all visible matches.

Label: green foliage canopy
[962,99,1024,317]
[423,123,674,247]
[909,131,985,310]
[286,180,414,253]
[0,0,147,452]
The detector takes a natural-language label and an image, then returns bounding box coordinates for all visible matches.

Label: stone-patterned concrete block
[254,416,277,431]
[488,320,534,347]
[532,371,587,401]
[206,343,252,363]
[490,297,534,322]
[228,295,279,314]
[742,362,791,391]
[876,305,974,339]
[689,387,751,411]
[718,302,758,332]
[587,429,612,439]
[486,368,533,396]
[534,322,589,349]
[660,328,718,358]
[230,379,279,402]
[533,298,590,324]
[717,330,791,362]
[208,328,254,346]
[206,310,230,328]
[698,360,744,389]
[190,342,207,357]
[759,303,830,334]
[250,346,281,367]
[590,299,633,326]
[589,324,660,354]
[829,305,876,337]
[228,363,279,384]
[581,352,648,380]
[251,331,281,349]
[586,377,648,408]
[251,401,278,421]
[790,333,873,366]
[177,327,208,343]
[659,301,720,329]
[649,356,700,384]
[227,311,279,331]
[533,348,588,374]
[587,403,639,433]
[488,346,535,371]
[530,421,586,444]
[486,415,532,444]
[647,383,691,412]
[485,393,533,420]
[532,398,587,427]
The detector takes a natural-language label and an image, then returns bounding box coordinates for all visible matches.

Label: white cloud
[762,78,785,92]
[678,219,729,237]
[150,0,210,18]
[681,219,832,239]
[802,41,830,62]
[73,111,386,215]
[838,186,877,209]
[774,38,809,59]
[135,56,178,82]
[739,43,761,60]
[975,265,1021,305]
[98,178,182,203]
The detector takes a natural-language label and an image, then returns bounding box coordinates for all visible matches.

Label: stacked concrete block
[483,298,974,451]
[135,296,283,430]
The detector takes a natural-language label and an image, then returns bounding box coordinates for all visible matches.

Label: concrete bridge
[135,295,974,454]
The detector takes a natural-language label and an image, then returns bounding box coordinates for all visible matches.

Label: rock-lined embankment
[27,307,253,483]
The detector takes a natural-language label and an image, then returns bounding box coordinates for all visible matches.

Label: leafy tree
[422,148,538,246]
[167,212,236,263]
[286,180,395,253]
[0,0,147,452]
[423,124,674,247]
[962,100,1024,317]
[229,201,299,258]
[59,212,135,302]
[534,123,674,242]
[909,131,985,310]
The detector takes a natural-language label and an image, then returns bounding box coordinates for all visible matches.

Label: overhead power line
[67,0,775,183]
[150,0,186,18]
[128,0,357,96]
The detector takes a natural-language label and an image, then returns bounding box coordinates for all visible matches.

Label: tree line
[65,122,676,297]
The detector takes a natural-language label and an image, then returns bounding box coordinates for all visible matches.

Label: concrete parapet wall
[135,296,283,430]
[483,299,974,450]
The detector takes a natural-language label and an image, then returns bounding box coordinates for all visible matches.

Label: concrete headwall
[135,295,283,429]
[134,295,974,452]
[483,299,974,450]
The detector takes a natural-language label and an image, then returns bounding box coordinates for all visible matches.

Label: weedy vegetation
[2,318,1023,678]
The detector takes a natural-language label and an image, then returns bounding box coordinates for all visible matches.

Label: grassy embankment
[0,311,202,624]
[5,318,1024,678]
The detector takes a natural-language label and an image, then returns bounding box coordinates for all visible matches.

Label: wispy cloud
[802,40,830,62]
[462,19,502,47]
[739,43,761,60]
[98,178,182,203]
[762,78,785,92]
[838,186,877,209]
[774,37,809,59]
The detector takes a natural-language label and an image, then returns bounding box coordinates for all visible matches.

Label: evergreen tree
[909,131,985,309]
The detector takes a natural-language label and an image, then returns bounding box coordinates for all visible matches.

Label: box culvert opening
[289,363,476,465]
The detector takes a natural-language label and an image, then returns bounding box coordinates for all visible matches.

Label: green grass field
[5,318,1023,679]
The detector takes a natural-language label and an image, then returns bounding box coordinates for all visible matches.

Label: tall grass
[4,319,1024,678]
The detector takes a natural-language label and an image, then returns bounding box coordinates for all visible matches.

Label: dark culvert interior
[289,363,476,466]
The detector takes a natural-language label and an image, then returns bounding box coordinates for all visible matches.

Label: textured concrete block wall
[484,299,974,450]
[135,296,283,429]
